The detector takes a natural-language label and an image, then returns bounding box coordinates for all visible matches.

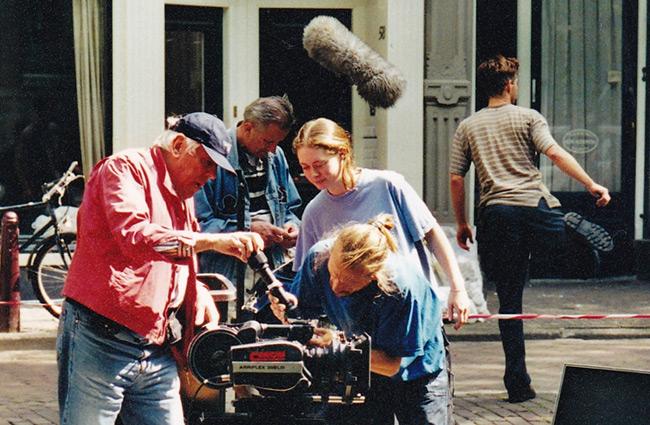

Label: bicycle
[0,161,83,318]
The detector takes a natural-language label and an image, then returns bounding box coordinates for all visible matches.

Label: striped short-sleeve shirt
[238,146,272,222]
[449,104,561,208]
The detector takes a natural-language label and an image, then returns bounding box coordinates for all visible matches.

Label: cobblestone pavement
[451,338,650,424]
[0,349,58,425]
[451,278,650,341]
[2,338,649,424]
[2,277,649,423]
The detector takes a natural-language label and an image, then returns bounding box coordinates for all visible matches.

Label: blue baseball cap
[171,112,235,174]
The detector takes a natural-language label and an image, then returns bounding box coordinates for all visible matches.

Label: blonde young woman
[272,214,450,425]
[292,117,470,326]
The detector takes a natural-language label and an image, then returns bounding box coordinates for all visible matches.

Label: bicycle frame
[0,161,81,264]
[0,162,81,318]
[27,206,72,268]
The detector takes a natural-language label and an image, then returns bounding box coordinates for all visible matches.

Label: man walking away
[449,55,612,403]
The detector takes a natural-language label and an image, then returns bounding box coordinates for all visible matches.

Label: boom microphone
[247,251,297,310]
[303,15,407,108]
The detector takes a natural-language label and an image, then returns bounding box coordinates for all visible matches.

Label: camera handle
[247,251,297,310]
[236,320,314,345]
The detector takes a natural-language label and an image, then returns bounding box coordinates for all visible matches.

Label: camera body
[186,255,371,423]
[187,320,371,405]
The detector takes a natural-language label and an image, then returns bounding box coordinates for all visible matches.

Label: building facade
[1,0,647,275]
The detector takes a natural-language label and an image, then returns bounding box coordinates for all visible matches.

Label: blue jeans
[325,366,451,425]
[477,199,567,392]
[57,299,184,425]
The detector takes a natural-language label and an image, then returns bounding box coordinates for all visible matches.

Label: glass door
[533,0,637,275]
[165,6,223,119]
[258,8,352,214]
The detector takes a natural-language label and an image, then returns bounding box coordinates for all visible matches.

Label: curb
[0,331,57,351]
[527,275,642,287]
[446,323,650,342]
[447,330,650,342]
[3,329,650,351]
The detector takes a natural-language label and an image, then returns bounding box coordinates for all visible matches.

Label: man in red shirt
[58,113,263,425]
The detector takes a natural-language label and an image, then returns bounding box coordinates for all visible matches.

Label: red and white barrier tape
[1,300,650,320]
[468,313,650,320]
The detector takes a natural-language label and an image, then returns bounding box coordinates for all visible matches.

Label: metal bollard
[0,212,20,332]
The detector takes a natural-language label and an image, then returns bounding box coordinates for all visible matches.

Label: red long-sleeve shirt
[64,147,199,345]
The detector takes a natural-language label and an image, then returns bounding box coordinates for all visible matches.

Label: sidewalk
[1,276,649,424]
[0,302,58,351]
[451,338,650,424]
[446,276,650,341]
[3,276,649,350]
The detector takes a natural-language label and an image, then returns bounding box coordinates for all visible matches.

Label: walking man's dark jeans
[476,199,567,395]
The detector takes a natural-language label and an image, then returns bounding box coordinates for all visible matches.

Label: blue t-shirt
[293,169,438,284]
[288,240,445,381]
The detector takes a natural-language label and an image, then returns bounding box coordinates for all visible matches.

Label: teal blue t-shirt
[288,240,445,381]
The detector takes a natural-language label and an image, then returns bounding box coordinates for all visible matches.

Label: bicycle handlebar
[0,200,47,215]
[0,162,83,215]
[41,161,83,204]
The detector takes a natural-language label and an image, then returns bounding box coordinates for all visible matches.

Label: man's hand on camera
[269,292,298,324]
[308,327,337,348]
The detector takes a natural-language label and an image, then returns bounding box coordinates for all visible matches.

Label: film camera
[187,320,370,424]
[185,252,371,424]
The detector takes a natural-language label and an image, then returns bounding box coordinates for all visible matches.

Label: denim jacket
[194,127,301,282]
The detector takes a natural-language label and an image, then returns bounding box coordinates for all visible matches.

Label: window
[0,2,80,230]
[165,6,223,119]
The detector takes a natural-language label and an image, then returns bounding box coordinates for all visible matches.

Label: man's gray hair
[243,95,295,131]
[154,129,200,154]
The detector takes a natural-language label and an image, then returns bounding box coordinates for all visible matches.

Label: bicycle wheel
[30,232,76,318]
